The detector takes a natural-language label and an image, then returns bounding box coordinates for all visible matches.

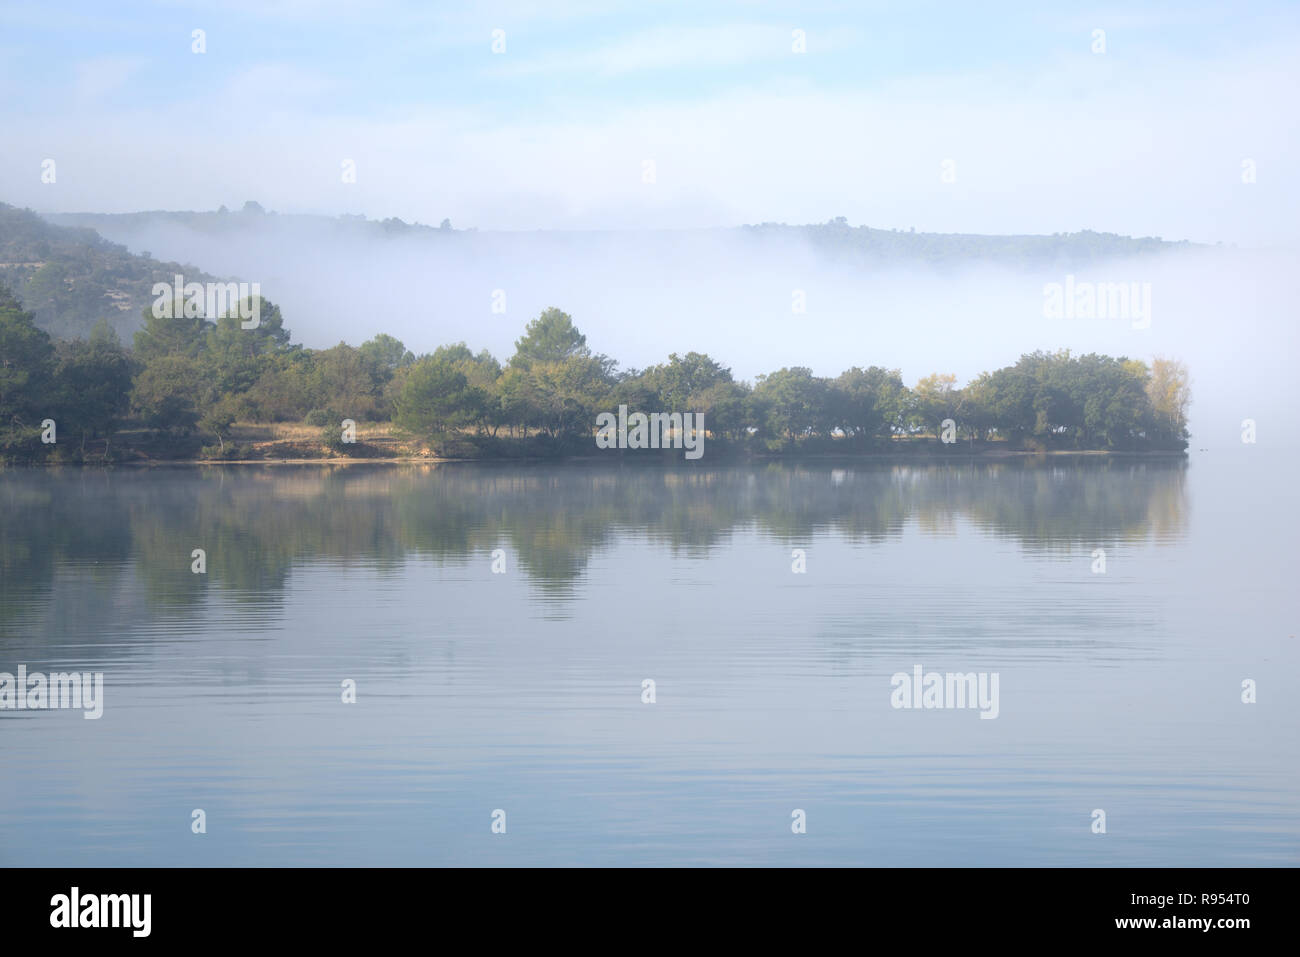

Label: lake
[1,455,1296,866]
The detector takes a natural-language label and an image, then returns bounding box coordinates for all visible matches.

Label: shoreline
[15,448,1191,468]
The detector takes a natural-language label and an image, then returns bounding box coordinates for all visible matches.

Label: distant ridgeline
[9,202,1201,346]
[0,203,222,341]
[0,200,1202,373]
[46,200,459,239]
[45,204,1197,269]
[742,218,1198,268]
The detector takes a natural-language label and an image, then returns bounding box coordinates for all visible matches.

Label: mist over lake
[37,211,1298,453]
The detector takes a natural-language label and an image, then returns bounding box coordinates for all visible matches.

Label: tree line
[0,284,1190,461]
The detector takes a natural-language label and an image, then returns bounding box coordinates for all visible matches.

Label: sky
[2,0,1298,245]
[3,1,1298,449]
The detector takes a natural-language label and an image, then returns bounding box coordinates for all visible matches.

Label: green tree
[910,372,964,438]
[691,379,751,441]
[198,393,242,454]
[244,351,316,422]
[608,368,661,413]
[982,359,1039,441]
[359,333,415,376]
[831,366,907,443]
[642,352,732,410]
[510,308,588,369]
[0,284,55,445]
[311,342,382,421]
[132,301,208,363]
[131,355,203,433]
[51,321,134,452]
[752,367,832,440]
[430,343,505,434]
[518,355,616,438]
[394,357,486,440]
[22,262,71,316]
[960,372,999,442]
[1076,355,1150,449]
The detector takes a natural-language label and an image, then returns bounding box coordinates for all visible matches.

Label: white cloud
[6,39,1296,246]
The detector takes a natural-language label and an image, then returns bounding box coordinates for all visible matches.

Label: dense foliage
[0,283,1190,462]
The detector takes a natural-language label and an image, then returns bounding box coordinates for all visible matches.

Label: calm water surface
[1,455,1296,866]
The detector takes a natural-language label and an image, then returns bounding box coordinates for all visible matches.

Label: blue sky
[3,1,1298,242]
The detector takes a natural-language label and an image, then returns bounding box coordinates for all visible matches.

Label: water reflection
[1,458,1186,627]
[0,457,1190,621]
